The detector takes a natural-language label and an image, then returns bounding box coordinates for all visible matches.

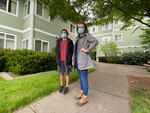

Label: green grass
[0,76,4,81]
[130,88,150,113]
[0,68,95,113]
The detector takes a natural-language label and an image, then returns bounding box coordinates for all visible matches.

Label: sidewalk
[15,62,149,113]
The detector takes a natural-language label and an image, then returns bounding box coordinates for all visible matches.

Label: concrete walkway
[14,62,149,113]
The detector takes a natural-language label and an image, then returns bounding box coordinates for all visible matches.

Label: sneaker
[59,86,64,93]
[63,87,68,94]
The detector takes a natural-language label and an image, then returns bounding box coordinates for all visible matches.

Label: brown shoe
[76,96,88,106]
[74,91,83,100]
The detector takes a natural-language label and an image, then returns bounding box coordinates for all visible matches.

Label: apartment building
[89,21,148,57]
[0,0,76,52]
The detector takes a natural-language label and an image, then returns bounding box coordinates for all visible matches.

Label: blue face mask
[61,33,67,38]
[77,28,85,34]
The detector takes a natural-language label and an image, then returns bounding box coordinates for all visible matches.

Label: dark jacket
[56,38,74,66]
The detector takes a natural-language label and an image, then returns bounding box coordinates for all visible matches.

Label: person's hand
[80,48,88,53]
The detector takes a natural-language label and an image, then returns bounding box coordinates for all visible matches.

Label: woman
[56,29,74,94]
[74,23,98,106]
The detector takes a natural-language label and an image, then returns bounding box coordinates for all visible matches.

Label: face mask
[61,33,67,38]
[77,28,85,34]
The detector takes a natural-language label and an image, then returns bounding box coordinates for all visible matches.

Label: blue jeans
[76,62,89,96]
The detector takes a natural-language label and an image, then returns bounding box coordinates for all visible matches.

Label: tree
[140,28,150,49]
[100,42,119,56]
[72,0,150,28]
[41,0,85,24]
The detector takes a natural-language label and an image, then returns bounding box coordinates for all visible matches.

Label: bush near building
[98,51,150,65]
[0,49,56,75]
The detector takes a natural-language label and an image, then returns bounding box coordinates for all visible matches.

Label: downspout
[29,0,35,50]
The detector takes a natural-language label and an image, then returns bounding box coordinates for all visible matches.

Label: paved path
[14,62,149,113]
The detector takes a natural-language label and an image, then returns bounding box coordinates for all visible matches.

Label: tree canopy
[73,0,150,28]
[140,29,150,48]
[41,0,150,28]
[41,0,85,24]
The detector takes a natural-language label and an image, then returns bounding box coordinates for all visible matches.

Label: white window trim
[24,0,31,19]
[34,38,50,52]
[69,24,76,34]
[22,38,29,49]
[144,50,150,52]
[0,32,17,49]
[0,0,19,17]
[90,26,98,33]
[102,23,112,31]
[35,0,50,22]
[114,20,123,25]
[101,36,112,44]
[113,33,123,42]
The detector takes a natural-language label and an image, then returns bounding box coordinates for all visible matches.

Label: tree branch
[106,0,150,27]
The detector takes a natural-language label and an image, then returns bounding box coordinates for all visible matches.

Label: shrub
[98,51,150,65]
[98,56,120,64]
[0,49,56,75]
[120,51,150,65]
[0,49,9,72]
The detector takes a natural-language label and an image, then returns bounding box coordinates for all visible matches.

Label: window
[101,36,112,44]
[24,0,30,17]
[43,42,48,52]
[102,23,112,31]
[114,34,123,42]
[70,24,76,33]
[0,33,4,48]
[0,33,16,49]
[115,51,123,56]
[22,39,29,49]
[114,20,123,25]
[8,0,17,14]
[35,39,49,52]
[44,7,49,19]
[90,26,98,33]
[37,1,42,16]
[0,0,7,10]
[0,0,18,15]
[36,0,50,20]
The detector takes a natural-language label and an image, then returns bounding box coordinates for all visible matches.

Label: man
[56,29,74,94]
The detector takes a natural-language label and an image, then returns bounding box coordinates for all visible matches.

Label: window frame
[35,0,50,22]
[90,26,98,33]
[101,36,112,44]
[0,32,17,49]
[0,0,18,17]
[113,33,123,42]
[70,24,76,33]
[102,23,112,31]
[22,38,29,49]
[24,0,30,18]
[34,38,49,52]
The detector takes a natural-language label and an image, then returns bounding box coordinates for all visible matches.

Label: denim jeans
[76,61,89,96]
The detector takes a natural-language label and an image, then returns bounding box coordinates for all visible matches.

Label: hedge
[98,51,150,65]
[0,49,56,75]
[120,51,150,65]
[98,56,120,64]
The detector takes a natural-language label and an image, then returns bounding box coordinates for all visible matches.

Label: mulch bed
[127,75,150,89]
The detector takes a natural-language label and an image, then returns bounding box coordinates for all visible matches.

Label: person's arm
[81,33,98,53]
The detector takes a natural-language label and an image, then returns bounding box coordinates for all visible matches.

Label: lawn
[0,68,95,113]
[130,88,150,113]
[128,76,150,113]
